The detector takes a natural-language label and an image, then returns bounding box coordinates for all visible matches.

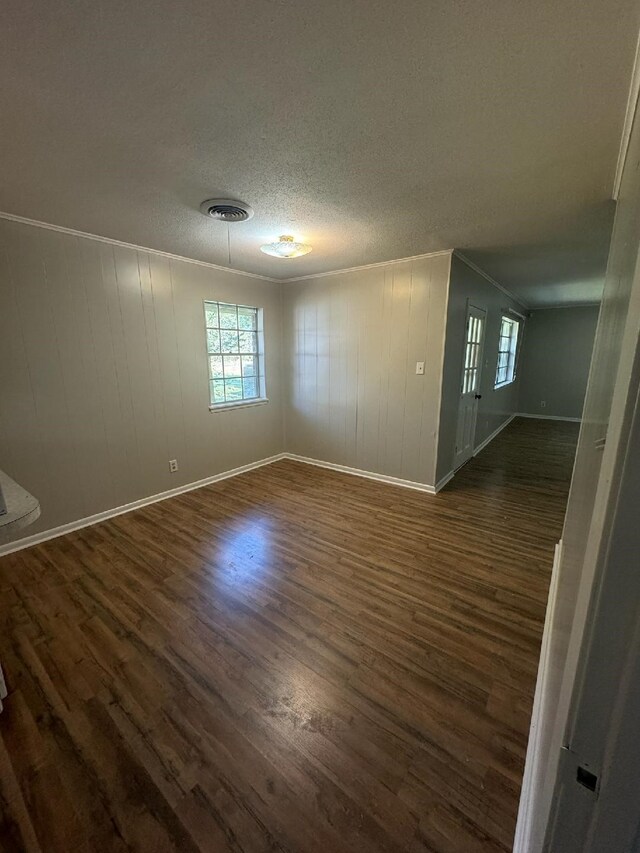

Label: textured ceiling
[1,0,638,306]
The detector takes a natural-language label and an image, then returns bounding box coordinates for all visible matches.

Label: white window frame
[204,300,268,411]
[495,314,520,388]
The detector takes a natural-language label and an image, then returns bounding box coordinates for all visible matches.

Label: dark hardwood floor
[0,417,579,852]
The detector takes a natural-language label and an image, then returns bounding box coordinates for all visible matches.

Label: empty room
[2,3,640,852]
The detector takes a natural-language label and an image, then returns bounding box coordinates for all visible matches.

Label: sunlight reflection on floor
[215,514,275,592]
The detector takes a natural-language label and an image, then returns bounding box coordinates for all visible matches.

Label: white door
[454,304,486,470]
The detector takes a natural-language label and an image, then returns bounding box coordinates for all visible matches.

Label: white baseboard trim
[516,412,581,423]
[434,470,455,493]
[283,453,438,494]
[473,414,516,457]
[0,453,287,558]
[435,413,516,494]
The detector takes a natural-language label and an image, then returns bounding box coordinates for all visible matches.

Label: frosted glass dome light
[260,235,312,258]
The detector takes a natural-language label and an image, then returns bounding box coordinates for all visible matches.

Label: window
[462,311,485,394]
[204,301,265,409]
[495,315,520,387]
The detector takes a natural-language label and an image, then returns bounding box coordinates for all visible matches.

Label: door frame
[513,71,640,851]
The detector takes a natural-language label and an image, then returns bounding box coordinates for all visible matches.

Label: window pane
[237,307,256,330]
[205,304,219,328]
[243,377,258,398]
[210,379,225,404]
[238,331,257,354]
[495,314,521,386]
[225,378,243,400]
[206,329,220,353]
[205,301,263,407]
[219,304,238,329]
[220,330,239,352]
[471,343,480,369]
[465,344,472,369]
[223,355,242,378]
[209,355,223,378]
[241,355,257,377]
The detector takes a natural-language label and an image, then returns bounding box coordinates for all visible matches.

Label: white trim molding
[434,470,455,492]
[513,540,564,853]
[613,28,640,201]
[454,251,530,311]
[516,412,581,423]
[438,413,517,492]
[0,211,455,286]
[0,211,280,282]
[283,453,439,494]
[530,302,601,311]
[0,453,287,557]
[0,452,448,558]
[284,250,452,283]
[473,414,516,457]
[209,398,269,413]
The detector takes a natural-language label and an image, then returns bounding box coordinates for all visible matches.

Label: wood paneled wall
[0,219,284,545]
[282,254,452,487]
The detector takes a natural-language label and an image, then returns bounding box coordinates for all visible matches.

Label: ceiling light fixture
[260,235,312,258]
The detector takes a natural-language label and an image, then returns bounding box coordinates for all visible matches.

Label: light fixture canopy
[260,234,312,258]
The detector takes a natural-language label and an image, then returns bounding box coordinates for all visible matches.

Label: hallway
[0,417,579,852]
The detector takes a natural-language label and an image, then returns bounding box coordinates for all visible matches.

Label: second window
[495,315,520,387]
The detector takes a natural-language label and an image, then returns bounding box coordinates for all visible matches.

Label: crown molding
[0,211,280,283]
[528,301,601,311]
[613,29,640,201]
[454,251,530,310]
[0,211,455,284]
[282,249,453,282]
[0,211,538,305]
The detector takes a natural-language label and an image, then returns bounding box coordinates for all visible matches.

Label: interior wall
[528,90,640,853]
[0,218,285,547]
[436,254,526,482]
[517,306,600,419]
[282,253,452,487]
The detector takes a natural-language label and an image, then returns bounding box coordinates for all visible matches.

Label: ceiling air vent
[199,198,254,222]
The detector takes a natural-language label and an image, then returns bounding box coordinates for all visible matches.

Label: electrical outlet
[541,401,546,408]
[169,459,178,473]
[415,361,425,375]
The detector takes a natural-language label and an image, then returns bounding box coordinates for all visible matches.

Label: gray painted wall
[517,306,599,419]
[0,219,284,546]
[3,216,593,552]
[283,254,452,487]
[436,255,525,482]
[535,82,640,851]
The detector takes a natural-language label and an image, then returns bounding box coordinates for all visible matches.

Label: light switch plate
[415,361,425,375]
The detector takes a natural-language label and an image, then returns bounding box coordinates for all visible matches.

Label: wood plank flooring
[0,417,578,852]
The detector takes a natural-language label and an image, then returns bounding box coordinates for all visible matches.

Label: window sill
[494,380,516,390]
[209,398,269,413]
